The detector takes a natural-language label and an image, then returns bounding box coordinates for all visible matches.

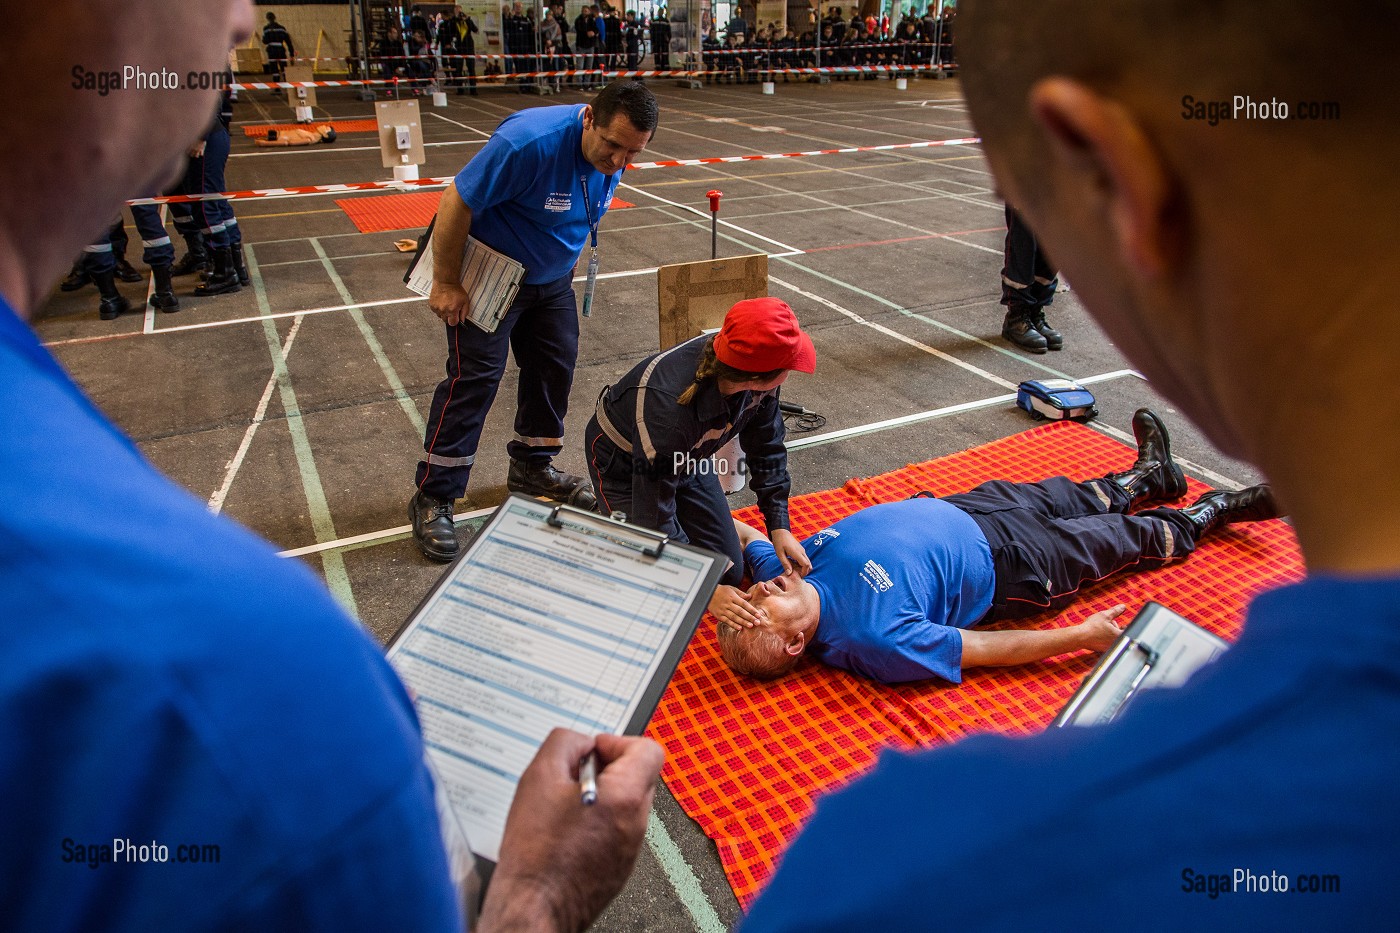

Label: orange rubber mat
[241,119,379,138]
[644,420,1304,909]
[334,191,442,233]
[335,191,635,234]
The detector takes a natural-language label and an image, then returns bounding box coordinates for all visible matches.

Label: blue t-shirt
[0,298,460,932]
[745,498,995,684]
[742,575,1400,930]
[454,103,621,285]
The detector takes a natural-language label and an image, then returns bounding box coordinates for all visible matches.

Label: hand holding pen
[478,729,662,933]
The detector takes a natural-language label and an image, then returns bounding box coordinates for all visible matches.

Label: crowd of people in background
[369,2,957,91]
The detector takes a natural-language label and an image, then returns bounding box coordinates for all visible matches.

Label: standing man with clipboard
[411,80,658,563]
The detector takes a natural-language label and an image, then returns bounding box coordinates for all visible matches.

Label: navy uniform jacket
[262,23,294,59]
[592,335,793,537]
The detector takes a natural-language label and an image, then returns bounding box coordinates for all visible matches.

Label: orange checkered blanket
[644,421,1304,908]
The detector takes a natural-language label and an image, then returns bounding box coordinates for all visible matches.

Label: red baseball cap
[713,298,817,375]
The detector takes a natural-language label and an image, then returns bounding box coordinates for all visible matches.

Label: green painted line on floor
[646,808,728,933]
[309,237,427,436]
[246,244,360,617]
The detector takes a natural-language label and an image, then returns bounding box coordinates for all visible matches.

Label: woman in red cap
[586,297,816,626]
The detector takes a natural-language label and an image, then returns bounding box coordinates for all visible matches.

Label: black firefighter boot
[1105,408,1188,507]
[1001,305,1048,353]
[59,262,91,291]
[1179,485,1280,539]
[193,247,241,297]
[409,490,459,562]
[149,264,180,313]
[93,269,132,321]
[507,458,598,511]
[230,243,250,287]
[170,233,208,277]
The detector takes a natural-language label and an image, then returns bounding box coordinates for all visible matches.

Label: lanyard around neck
[580,174,602,249]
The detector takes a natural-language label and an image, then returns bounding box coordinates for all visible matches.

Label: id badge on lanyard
[580,174,603,317]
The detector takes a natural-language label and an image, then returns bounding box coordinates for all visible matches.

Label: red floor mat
[644,420,1304,909]
[334,191,442,233]
[335,191,634,234]
[242,119,380,139]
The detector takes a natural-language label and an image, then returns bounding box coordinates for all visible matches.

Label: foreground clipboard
[386,495,724,885]
[1054,602,1230,728]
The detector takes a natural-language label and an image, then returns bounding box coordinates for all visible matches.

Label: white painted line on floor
[231,139,484,158]
[149,295,425,334]
[645,809,728,933]
[787,370,1143,450]
[209,314,307,514]
[771,275,1018,390]
[620,182,806,256]
[277,506,494,558]
[1087,420,1245,490]
[428,110,495,138]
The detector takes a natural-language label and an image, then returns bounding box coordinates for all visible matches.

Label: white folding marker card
[386,495,723,869]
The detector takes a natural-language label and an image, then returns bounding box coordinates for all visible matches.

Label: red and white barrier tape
[231,62,951,90]
[127,137,980,206]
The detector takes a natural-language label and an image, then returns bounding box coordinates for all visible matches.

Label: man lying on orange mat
[716,409,1277,684]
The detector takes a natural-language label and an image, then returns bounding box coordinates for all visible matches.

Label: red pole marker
[706,190,723,259]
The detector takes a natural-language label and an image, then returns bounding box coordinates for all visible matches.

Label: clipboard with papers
[386,495,725,884]
[403,214,526,333]
[1054,601,1230,728]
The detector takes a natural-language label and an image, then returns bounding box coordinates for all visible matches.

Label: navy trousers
[82,208,174,273]
[585,421,746,587]
[416,274,580,500]
[1000,204,1058,311]
[179,125,239,250]
[944,476,1198,620]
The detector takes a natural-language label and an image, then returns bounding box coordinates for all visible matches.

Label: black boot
[1106,408,1188,506]
[149,264,180,313]
[170,234,208,277]
[60,263,91,292]
[93,269,132,321]
[1001,306,1048,353]
[507,458,598,510]
[1027,307,1063,350]
[409,490,459,562]
[114,258,143,283]
[193,248,241,296]
[229,243,250,286]
[1179,485,1280,540]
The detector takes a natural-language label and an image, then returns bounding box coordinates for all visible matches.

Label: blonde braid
[676,338,720,406]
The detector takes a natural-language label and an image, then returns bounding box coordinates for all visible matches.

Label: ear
[784,631,806,657]
[1027,77,1178,281]
[582,104,594,130]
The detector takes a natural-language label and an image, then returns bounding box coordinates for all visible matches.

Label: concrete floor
[34,75,1262,931]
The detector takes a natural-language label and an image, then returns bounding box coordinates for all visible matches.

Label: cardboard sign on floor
[656,253,769,351]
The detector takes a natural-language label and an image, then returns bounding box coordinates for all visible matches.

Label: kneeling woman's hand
[709,584,767,633]
[769,528,812,577]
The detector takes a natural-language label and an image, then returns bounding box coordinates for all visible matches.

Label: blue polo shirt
[0,297,460,931]
[742,575,1400,930]
[455,103,621,285]
[744,498,995,684]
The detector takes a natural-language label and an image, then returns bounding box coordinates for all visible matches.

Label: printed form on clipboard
[405,220,525,334]
[385,495,724,879]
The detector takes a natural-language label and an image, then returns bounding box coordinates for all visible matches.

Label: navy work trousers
[944,476,1197,620]
[416,273,580,500]
[1000,204,1057,310]
[585,421,746,587]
